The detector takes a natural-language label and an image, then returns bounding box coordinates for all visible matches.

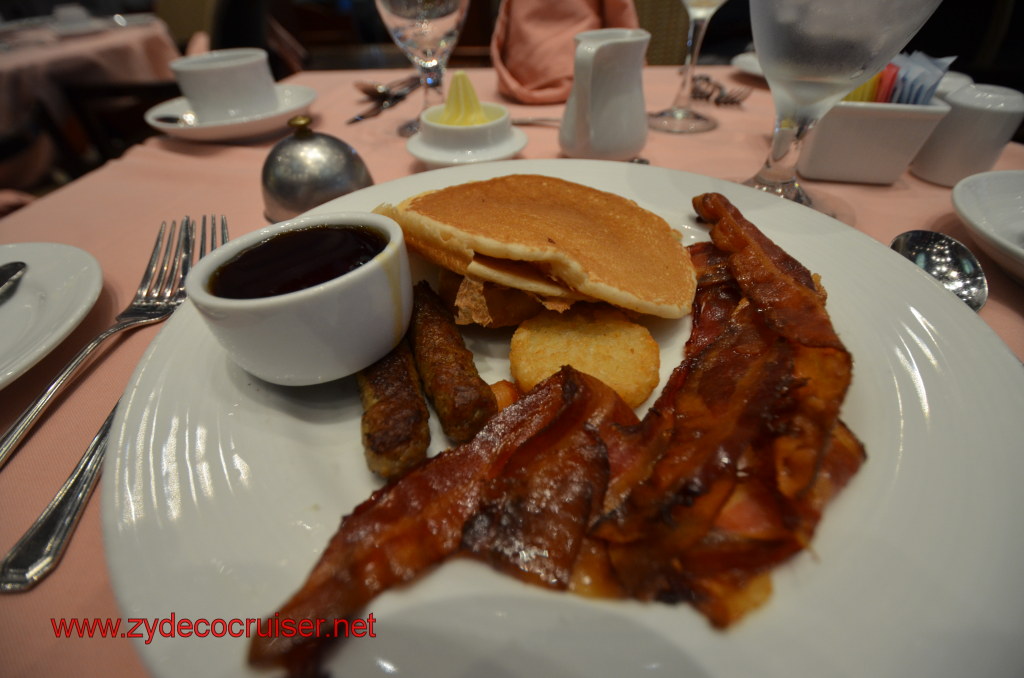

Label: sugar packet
[889,52,956,105]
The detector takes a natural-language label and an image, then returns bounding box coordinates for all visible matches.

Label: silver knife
[347,80,422,124]
[0,406,114,592]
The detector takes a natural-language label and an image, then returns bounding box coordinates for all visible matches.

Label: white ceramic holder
[910,84,1024,187]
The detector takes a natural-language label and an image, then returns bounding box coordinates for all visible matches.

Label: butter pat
[436,71,491,126]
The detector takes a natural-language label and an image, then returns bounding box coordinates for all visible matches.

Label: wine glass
[374,0,470,138]
[743,0,942,212]
[648,0,729,134]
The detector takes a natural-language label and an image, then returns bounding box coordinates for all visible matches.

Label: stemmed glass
[374,0,470,138]
[743,0,942,211]
[648,0,729,134]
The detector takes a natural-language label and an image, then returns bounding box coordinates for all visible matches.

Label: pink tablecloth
[0,65,1022,678]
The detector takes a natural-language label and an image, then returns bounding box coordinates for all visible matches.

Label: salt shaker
[261,116,374,222]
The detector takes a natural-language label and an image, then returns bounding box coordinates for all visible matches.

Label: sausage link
[356,338,430,480]
[410,281,499,443]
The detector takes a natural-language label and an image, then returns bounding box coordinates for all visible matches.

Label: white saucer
[731,52,764,78]
[145,84,317,142]
[406,127,528,168]
[952,170,1024,283]
[0,243,102,390]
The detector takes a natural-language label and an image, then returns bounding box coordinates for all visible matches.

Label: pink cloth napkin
[490,0,640,104]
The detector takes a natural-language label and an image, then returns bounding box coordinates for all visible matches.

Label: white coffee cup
[170,48,278,123]
[910,84,1024,187]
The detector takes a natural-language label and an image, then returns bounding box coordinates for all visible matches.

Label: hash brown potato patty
[509,304,660,408]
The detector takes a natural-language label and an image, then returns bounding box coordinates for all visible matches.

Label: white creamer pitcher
[559,28,651,161]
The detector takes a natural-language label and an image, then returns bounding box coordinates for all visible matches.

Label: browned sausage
[410,281,498,443]
[356,338,430,480]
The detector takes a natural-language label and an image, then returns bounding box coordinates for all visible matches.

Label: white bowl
[407,102,527,168]
[185,211,412,386]
[952,170,1024,283]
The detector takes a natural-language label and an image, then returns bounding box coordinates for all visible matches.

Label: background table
[0,64,1022,678]
[0,14,180,132]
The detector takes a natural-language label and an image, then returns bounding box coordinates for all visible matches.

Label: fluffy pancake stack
[374,174,696,327]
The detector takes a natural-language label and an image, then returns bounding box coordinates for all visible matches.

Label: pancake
[375,174,696,320]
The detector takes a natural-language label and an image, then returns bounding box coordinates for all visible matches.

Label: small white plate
[952,170,1024,282]
[0,243,102,390]
[731,52,763,78]
[407,127,528,168]
[144,84,317,142]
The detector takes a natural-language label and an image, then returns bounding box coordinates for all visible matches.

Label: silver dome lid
[261,116,374,222]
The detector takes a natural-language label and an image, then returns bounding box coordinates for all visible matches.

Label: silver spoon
[890,230,989,311]
[154,111,197,126]
[0,261,26,303]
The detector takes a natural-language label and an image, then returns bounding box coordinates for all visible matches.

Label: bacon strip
[692,193,840,349]
[694,194,856,507]
[249,367,638,676]
[588,194,863,624]
[461,378,633,590]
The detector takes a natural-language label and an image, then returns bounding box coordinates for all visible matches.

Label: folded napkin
[490,0,640,105]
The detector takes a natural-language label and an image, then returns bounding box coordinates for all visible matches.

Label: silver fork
[691,75,751,106]
[0,216,228,592]
[0,218,200,471]
[715,86,752,106]
[691,75,718,101]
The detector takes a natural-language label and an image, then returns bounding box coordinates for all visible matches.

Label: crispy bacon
[590,194,863,625]
[249,367,639,676]
[595,240,745,519]
[694,194,857,513]
[692,193,841,349]
[461,379,624,589]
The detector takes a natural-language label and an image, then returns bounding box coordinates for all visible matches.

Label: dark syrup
[210,225,387,299]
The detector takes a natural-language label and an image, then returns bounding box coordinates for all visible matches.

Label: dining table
[0,63,1022,678]
[0,12,180,134]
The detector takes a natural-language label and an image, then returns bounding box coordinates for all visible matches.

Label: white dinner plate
[952,169,1024,283]
[144,84,316,142]
[103,159,1024,678]
[0,243,101,390]
[731,51,764,78]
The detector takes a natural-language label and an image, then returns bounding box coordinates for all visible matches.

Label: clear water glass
[374,0,470,137]
[743,0,942,212]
